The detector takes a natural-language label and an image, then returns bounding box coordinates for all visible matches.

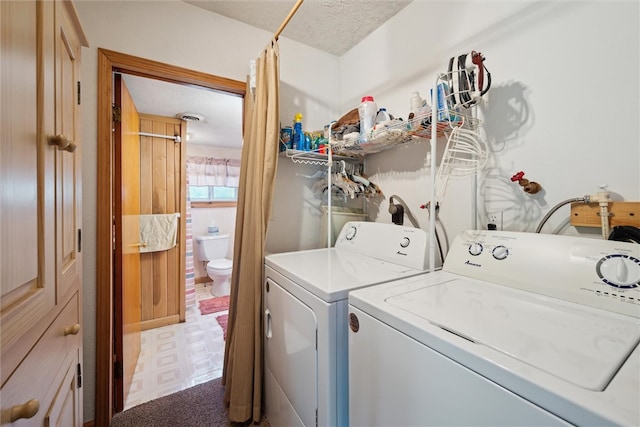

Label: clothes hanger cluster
[310,160,382,200]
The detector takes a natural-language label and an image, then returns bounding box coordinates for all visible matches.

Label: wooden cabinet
[1,1,87,425]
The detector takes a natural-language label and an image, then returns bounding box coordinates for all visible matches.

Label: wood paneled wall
[139,114,184,330]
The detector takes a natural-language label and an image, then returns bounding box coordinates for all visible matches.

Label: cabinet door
[0,1,84,413]
[54,0,82,303]
[0,0,57,386]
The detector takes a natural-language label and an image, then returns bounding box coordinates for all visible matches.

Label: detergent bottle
[358,96,377,143]
[293,113,305,150]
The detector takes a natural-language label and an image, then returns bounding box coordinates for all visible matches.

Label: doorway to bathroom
[95,49,245,420]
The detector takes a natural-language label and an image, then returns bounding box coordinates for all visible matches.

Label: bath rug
[216,314,228,340]
[198,295,230,316]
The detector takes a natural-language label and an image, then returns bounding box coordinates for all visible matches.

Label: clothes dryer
[263,221,440,427]
[349,230,640,426]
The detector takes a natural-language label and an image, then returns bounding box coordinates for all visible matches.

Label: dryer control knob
[345,226,357,240]
[596,254,640,289]
[492,245,509,260]
[400,237,410,248]
[468,242,483,256]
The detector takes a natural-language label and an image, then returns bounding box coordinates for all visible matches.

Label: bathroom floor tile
[124,282,226,411]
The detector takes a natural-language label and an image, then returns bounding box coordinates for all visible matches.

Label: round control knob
[596,254,640,289]
[400,237,410,248]
[492,245,509,260]
[468,242,483,256]
[345,226,357,241]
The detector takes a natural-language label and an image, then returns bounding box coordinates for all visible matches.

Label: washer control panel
[445,230,640,318]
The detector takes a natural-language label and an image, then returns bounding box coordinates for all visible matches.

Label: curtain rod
[274,0,304,40]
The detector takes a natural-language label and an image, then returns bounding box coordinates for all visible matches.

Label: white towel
[139,213,180,253]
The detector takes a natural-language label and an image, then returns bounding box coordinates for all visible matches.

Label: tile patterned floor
[124,283,227,410]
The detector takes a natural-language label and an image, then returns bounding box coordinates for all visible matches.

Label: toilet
[194,234,233,296]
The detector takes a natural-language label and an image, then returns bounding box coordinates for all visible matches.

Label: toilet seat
[207,259,232,271]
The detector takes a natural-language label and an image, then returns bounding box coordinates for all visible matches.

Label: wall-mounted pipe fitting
[511,171,542,195]
[388,195,420,228]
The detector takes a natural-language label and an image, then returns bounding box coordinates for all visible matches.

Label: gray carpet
[111,377,270,427]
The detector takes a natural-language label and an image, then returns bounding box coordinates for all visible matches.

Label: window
[186,156,240,207]
[189,185,238,202]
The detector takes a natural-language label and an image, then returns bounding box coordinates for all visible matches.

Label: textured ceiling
[125,1,413,148]
[184,0,412,56]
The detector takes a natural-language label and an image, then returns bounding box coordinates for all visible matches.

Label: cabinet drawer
[0,293,80,426]
[45,352,81,427]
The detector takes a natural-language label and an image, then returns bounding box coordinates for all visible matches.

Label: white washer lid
[208,259,232,269]
[385,278,640,391]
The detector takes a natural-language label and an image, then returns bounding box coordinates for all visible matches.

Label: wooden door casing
[95,48,244,425]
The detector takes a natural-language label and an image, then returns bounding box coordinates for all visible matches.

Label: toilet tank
[195,234,230,261]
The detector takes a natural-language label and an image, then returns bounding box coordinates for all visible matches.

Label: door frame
[95,48,245,425]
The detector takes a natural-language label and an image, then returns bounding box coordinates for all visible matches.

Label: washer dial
[468,242,483,256]
[596,254,640,289]
[400,237,410,248]
[492,245,509,260]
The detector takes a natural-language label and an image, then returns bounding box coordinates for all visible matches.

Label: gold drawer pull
[10,399,40,422]
[48,134,77,153]
[64,323,81,336]
[129,242,147,248]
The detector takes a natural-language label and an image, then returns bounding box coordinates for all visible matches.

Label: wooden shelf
[570,202,640,228]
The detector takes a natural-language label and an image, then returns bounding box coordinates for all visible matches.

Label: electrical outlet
[487,212,503,231]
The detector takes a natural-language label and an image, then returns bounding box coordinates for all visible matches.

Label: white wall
[339,1,639,248]
[75,1,337,421]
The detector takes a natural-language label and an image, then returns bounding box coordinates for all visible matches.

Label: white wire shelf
[331,110,482,156]
[280,147,361,166]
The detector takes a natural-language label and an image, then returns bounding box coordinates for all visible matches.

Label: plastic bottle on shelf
[375,108,392,125]
[293,113,304,150]
[410,91,423,116]
[358,96,377,143]
[409,92,424,129]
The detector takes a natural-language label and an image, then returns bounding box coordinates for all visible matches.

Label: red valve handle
[511,171,525,182]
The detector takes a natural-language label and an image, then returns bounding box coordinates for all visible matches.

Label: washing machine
[263,221,441,427]
[348,229,640,426]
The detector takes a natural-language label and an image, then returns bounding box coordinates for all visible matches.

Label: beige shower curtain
[222,41,280,423]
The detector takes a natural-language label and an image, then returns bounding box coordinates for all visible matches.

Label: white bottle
[375,108,392,125]
[358,96,377,143]
[410,91,423,116]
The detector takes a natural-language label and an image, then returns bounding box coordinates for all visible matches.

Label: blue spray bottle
[293,113,304,151]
